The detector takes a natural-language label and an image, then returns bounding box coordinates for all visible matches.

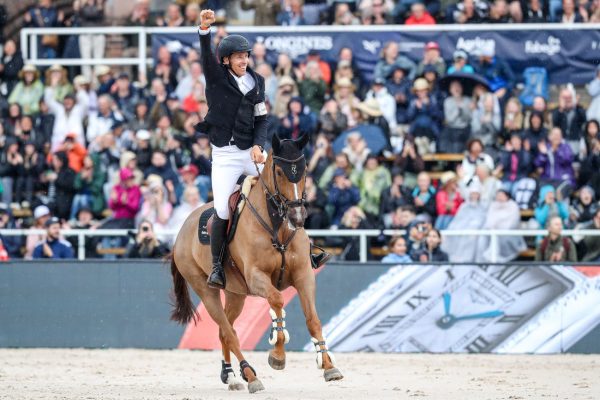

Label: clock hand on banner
[437,291,504,329]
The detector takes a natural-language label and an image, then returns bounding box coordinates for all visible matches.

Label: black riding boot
[208,215,229,289]
[310,243,332,269]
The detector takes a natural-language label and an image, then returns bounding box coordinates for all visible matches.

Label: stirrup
[310,243,332,269]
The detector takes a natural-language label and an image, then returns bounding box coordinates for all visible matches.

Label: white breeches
[211,144,262,219]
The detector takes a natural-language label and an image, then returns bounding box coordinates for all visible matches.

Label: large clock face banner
[310,264,600,354]
[153,27,600,85]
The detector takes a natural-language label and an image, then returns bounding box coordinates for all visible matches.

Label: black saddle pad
[198,207,214,245]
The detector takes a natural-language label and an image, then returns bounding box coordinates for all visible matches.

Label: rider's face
[225,51,249,77]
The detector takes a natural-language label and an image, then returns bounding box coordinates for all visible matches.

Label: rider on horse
[197,10,330,289]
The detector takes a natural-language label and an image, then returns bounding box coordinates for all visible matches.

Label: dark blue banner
[152,28,600,85]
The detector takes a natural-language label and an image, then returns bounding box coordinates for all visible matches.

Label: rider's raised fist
[200,9,215,29]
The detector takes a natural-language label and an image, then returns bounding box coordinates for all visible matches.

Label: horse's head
[269,134,309,230]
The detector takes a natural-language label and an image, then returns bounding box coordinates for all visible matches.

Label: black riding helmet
[217,35,252,64]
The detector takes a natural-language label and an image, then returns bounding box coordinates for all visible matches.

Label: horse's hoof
[228,381,245,391]
[268,353,286,370]
[248,379,265,393]
[324,367,344,382]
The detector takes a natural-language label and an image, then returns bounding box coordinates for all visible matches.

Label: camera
[141,226,150,232]
[417,224,427,233]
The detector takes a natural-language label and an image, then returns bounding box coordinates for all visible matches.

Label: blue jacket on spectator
[474,57,515,93]
[328,185,360,226]
[534,185,569,228]
[32,238,75,259]
[406,95,442,139]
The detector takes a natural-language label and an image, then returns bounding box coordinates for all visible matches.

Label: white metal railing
[2,228,599,262]
[20,23,600,75]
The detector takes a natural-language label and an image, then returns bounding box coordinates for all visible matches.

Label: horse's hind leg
[219,291,246,391]
[294,270,344,382]
[247,271,288,370]
[188,277,264,393]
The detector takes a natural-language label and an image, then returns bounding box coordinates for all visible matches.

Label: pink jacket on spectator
[109,184,141,220]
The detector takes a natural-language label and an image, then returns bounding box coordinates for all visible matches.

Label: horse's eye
[276,170,283,177]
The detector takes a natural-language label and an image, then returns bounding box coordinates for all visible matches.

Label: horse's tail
[168,251,198,325]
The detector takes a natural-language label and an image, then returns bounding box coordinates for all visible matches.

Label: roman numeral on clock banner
[490,266,527,287]
[362,314,406,337]
[465,335,491,353]
[405,292,430,310]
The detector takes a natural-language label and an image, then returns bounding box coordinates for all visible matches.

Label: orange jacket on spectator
[435,189,463,216]
[49,141,88,173]
[405,13,436,25]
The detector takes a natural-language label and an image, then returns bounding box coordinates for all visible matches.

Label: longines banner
[152,28,600,84]
[310,264,600,354]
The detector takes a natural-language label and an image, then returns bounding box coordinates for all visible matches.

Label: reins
[240,156,306,290]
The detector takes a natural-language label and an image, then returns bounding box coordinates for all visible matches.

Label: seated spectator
[307,134,334,182]
[241,0,281,25]
[107,168,141,230]
[319,99,348,141]
[275,54,296,81]
[0,138,22,205]
[578,208,600,262]
[278,97,314,140]
[356,155,391,223]
[525,0,548,22]
[553,0,584,22]
[333,3,360,25]
[374,41,417,82]
[32,217,74,260]
[338,206,373,260]
[137,181,173,232]
[534,184,569,228]
[168,185,203,233]
[448,0,489,23]
[503,97,524,141]
[392,135,425,182]
[447,50,475,74]
[359,0,395,24]
[297,61,327,114]
[569,186,598,226]
[303,50,332,86]
[405,3,437,24]
[441,79,472,153]
[497,133,533,193]
[459,138,495,185]
[42,151,77,221]
[412,228,449,262]
[152,46,178,93]
[579,120,600,188]
[470,164,501,208]
[442,182,487,262]
[8,65,44,116]
[87,95,124,146]
[0,40,24,96]
[64,206,100,259]
[72,154,105,219]
[552,87,587,151]
[535,216,577,261]
[586,65,600,122]
[333,59,363,98]
[176,61,205,102]
[16,141,45,205]
[380,172,414,223]
[126,220,170,259]
[523,110,548,155]
[412,172,437,218]
[471,91,502,148]
[157,3,184,27]
[129,101,151,133]
[534,127,576,187]
[44,65,73,103]
[381,236,412,263]
[23,0,64,59]
[476,189,527,262]
[255,63,277,106]
[304,175,330,230]
[59,133,87,173]
[337,47,366,92]
[183,3,201,26]
[277,0,306,25]
[417,42,446,79]
[333,77,361,128]
[145,150,179,205]
[385,64,412,124]
[364,79,397,134]
[407,219,430,254]
[15,115,47,154]
[273,76,299,119]
[406,78,442,154]
[342,132,371,171]
[318,152,355,192]
[388,204,417,229]
[435,171,464,230]
[25,205,52,259]
[0,205,22,259]
[473,47,515,106]
[327,168,360,227]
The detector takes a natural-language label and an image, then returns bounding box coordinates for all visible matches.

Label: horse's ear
[271,133,281,154]
[295,133,309,150]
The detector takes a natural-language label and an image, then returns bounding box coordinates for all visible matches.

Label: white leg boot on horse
[294,269,344,382]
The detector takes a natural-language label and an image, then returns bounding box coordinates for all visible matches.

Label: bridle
[241,150,307,290]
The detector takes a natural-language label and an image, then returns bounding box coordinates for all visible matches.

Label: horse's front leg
[294,268,344,382]
[247,270,289,370]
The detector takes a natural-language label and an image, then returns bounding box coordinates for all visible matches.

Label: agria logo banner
[314,264,600,353]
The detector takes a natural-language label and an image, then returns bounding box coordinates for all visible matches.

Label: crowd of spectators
[0,0,599,262]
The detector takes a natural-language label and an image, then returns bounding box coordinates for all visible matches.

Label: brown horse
[169,134,343,393]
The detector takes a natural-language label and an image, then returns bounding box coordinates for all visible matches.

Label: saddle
[198,176,257,244]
